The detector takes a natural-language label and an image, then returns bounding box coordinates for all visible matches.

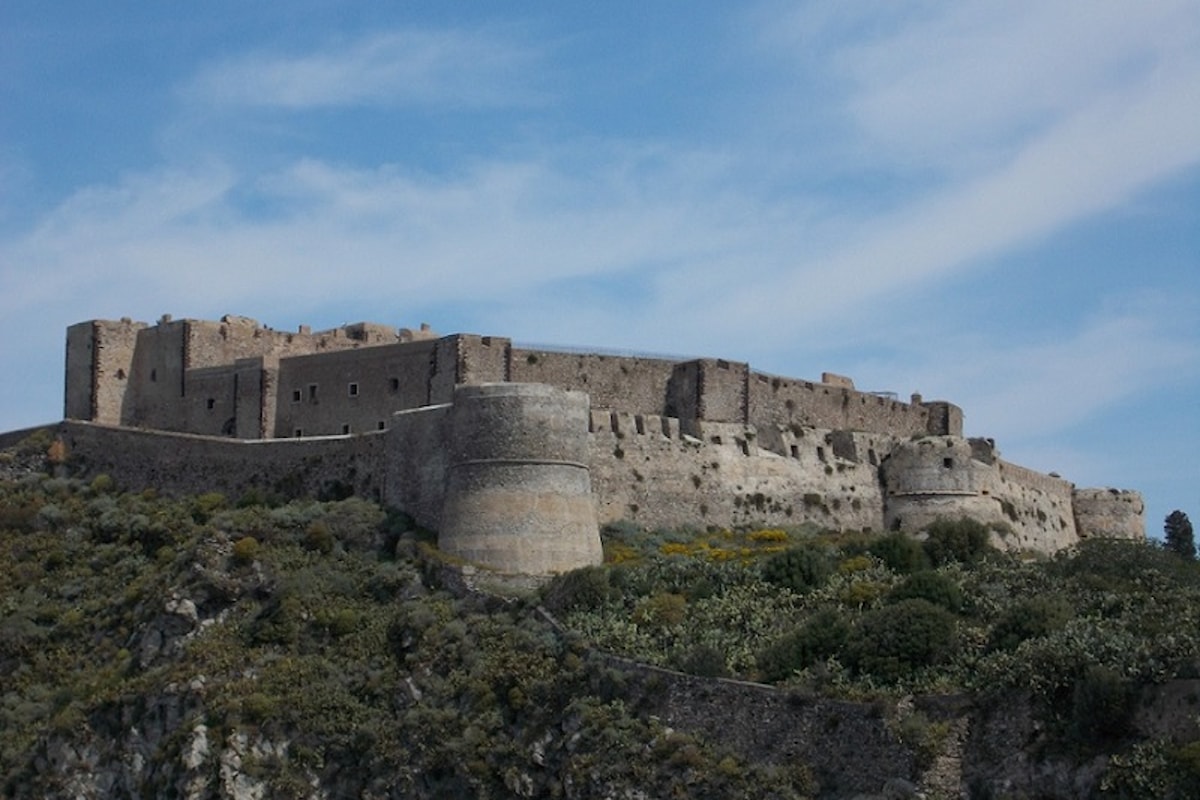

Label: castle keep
[57,314,1145,573]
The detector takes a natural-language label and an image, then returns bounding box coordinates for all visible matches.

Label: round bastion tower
[882,436,1005,534]
[438,383,604,574]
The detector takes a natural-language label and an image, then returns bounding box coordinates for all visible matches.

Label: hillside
[2,437,1200,798]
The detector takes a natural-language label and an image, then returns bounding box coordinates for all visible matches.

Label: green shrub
[304,521,335,554]
[762,542,833,594]
[846,599,957,682]
[757,609,850,682]
[232,536,260,565]
[191,492,228,523]
[923,517,994,567]
[632,593,686,628]
[869,533,929,574]
[542,565,616,613]
[89,474,115,494]
[989,596,1072,652]
[889,570,964,612]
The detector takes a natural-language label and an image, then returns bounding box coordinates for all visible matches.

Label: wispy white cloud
[854,292,1200,443]
[685,0,1200,343]
[186,29,544,110]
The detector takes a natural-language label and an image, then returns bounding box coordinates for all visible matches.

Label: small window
[348,382,359,397]
[817,446,826,462]
[294,428,303,438]
[389,377,400,393]
[377,421,386,430]
[206,398,215,410]
[790,445,799,458]
[308,384,318,402]
[116,369,126,380]
[292,389,302,403]
[150,368,157,382]
[943,457,954,468]
[342,424,351,435]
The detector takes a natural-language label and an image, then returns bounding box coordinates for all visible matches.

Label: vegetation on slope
[2,429,1200,798]
[0,468,813,799]
[548,519,1200,796]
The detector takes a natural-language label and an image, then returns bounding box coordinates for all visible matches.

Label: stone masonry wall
[508,348,677,417]
[747,370,933,438]
[587,413,884,532]
[1074,488,1146,540]
[54,422,390,504]
[274,340,440,438]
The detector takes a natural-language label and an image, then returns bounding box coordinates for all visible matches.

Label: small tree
[1164,510,1195,560]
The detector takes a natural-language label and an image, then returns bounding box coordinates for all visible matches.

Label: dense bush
[922,517,994,567]
[762,542,834,594]
[888,570,964,612]
[542,565,616,613]
[988,595,1072,652]
[757,608,850,683]
[869,533,929,574]
[845,599,957,683]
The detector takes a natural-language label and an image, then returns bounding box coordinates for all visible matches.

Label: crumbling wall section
[989,460,1078,551]
[1074,488,1146,540]
[587,415,884,532]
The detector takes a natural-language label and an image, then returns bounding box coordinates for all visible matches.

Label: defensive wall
[51,315,1147,573]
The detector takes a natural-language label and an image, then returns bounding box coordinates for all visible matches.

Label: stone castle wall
[52,316,1146,571]
[1074,488,1146,540]
[587,415,884,532]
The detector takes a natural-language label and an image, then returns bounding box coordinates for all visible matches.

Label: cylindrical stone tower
[881,436,1003,534]
[439,383,603,574]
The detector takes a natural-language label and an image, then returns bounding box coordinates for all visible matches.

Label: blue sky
[2,1,1197,535]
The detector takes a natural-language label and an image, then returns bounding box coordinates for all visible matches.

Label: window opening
[348,382,359,397]
[292,389,302,403]
[308,384,318,403]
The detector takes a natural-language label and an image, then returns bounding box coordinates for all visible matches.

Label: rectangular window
[206,398,215,410]
[292,389,301,403]
[294,428,303,438]
[389,377,400,393]
[308,384,318,402]
[377,421,386,430]
[348,382,359,397]
[342,424,351,435]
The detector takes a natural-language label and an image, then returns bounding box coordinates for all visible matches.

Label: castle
[51,314,1144,573]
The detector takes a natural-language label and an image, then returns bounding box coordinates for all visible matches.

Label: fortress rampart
[48,315,1146,573]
